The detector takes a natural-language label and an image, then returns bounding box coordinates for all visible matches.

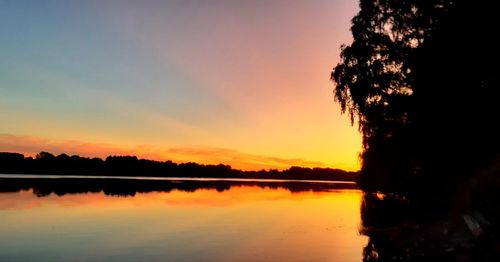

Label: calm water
[0,177,366,262]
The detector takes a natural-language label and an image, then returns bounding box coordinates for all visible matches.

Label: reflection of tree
[360,193,420,261]
[0,178,357,197]
[360,193,499,261]
[332,0,499,191]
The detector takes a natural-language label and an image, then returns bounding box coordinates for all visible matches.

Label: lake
[0,176,367,261]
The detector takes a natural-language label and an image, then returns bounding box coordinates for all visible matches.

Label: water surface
[0,177,366,261]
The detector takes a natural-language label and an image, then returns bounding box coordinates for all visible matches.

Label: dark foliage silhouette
[332,0,500,260]
[332,0,499,192]
[0,151,358,182]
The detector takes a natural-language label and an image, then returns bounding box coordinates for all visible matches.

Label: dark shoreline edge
[0,151,359,182]
[0,173,357,184]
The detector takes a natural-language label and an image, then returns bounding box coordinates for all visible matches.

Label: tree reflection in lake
[0,177,357,197]
[360,193,499,261]
[0,177,366,262]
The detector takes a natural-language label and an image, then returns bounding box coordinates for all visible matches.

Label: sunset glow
[0,186,367,261]
[0,1,361,170]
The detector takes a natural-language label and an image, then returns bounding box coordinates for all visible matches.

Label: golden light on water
[0,186,367,261]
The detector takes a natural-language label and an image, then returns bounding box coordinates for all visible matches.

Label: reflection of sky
[0,186,366,261]
[0,1,361,170]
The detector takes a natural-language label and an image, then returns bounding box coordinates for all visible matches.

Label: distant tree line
[0,151,358,182]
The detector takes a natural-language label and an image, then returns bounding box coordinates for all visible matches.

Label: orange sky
[0,1,361,170]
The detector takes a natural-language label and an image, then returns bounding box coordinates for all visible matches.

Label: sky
[0,0,361,171]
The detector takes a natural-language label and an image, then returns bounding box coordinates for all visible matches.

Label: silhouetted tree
[332,0,498,191]
[0,151,358,181]
[410,1,499,182]
[36,151,55,160]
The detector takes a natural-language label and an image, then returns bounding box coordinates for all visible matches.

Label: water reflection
[0,178,366,262]
[359,193,499,261]
[0,177,357,197]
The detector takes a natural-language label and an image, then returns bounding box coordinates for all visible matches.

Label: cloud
[0,133,326,170]
[167,147,327,170]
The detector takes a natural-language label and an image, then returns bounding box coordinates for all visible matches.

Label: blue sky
[0,0,361,170]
